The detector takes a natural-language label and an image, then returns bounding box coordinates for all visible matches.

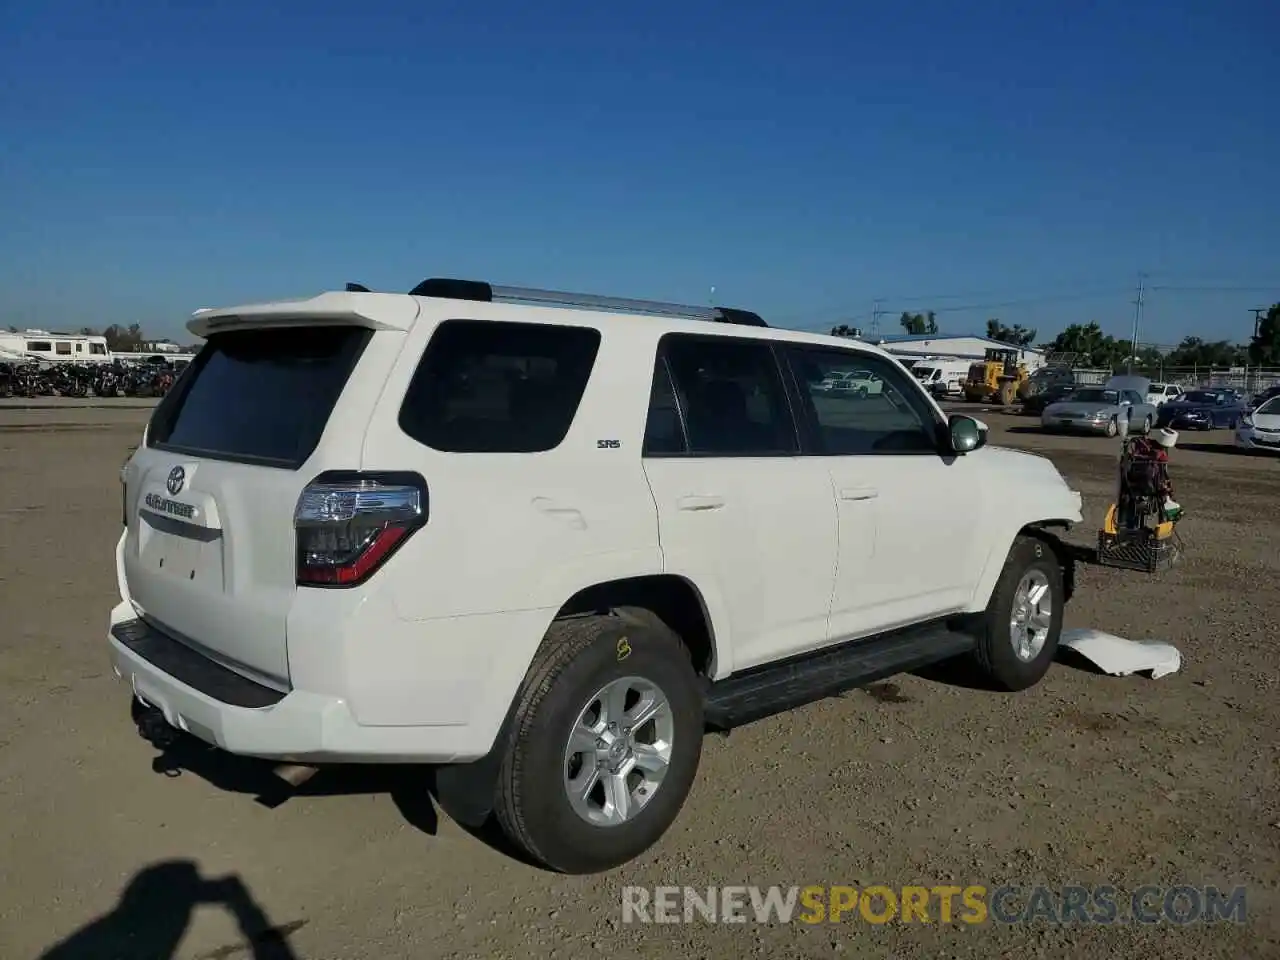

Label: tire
[998,382,1017,407]
[1141,415,1152,435]
[1105,417,1118,437]
[493,611,705,874]
[972,535,1064,691]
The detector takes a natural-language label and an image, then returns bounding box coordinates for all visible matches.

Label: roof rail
[404,277,768,327]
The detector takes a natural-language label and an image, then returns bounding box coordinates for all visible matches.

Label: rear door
[641,334,838,672]
[122,324,377,688]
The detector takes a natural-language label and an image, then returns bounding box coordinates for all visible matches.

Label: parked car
[112,277,1087,875]
[1021,381,1077,416]
[910,359,971,399]
[1235,394,1280,453]
[1156,389,1248,431]
[1041,382,1158,437]
[1145,382,1183,406]
[1248,385,1280,410]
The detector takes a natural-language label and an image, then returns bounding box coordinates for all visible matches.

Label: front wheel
[1141,415,1152,435]
[972,536,1064,691]
[493,612,705,874]
[1105,417,1118,437]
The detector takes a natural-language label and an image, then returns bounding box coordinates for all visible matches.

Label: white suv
[111,278,1084,874]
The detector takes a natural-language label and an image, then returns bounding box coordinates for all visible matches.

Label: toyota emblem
[166,466,186,496]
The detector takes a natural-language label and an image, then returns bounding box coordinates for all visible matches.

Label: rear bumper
[108,601,497,764]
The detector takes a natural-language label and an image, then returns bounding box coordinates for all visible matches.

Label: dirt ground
[1,401,1277,960]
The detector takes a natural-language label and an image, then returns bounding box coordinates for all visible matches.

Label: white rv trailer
[0,330,113,364]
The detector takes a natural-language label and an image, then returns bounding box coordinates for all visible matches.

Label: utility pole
[1250,307,1266,339]
[1128,272,1146,372]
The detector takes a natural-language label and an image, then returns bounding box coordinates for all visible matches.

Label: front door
[781,344,987,640]
[641,333,839,673]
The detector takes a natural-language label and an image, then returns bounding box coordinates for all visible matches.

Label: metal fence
[1125,366,1280,394]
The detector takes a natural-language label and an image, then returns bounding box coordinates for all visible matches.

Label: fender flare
[967,518,1081,612]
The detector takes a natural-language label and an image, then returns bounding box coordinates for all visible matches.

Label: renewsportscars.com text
[621,884,1247,925]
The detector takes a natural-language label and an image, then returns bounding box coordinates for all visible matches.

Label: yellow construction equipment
[962,348,1028,405]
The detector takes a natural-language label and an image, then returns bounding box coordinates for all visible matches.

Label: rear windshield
[147,325,371,468]
[1070,389,1118,404]
[398,319,601,453]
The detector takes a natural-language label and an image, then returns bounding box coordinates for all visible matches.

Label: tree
[899,311,938,335]
[101,323,147,351]
[1249,304,1280,366]
[1164,336,1247,368]
[985,318,1038,347]
[829,324,861,338]
[1045,322,1129,368]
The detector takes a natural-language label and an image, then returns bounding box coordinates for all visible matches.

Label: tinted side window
[643,360,687,455]
[660,335,798,456]
[786,346,941,455]
[399,320,601,454]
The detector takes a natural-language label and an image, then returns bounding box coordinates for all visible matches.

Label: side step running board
[703,623,976,730]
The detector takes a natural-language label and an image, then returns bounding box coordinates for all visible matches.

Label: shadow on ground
[137,728,543,869]
[38,860,304,960]
[1175,440,1274,457]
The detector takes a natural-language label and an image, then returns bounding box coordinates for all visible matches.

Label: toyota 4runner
[111,277,1085,874]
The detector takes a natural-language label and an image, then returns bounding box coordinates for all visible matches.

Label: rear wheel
[493,611,704,874]
[973,536,1064,691]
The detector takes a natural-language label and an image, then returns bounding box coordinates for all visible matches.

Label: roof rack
[399,277,768,327]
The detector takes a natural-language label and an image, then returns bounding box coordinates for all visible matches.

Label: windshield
[912,367,937,380]
[1257,396,1280,417]
[1149,383,1166,392]
[1182,391,1221,404]
[1068,389,1118,405]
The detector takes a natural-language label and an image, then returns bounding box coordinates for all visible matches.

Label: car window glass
[642,361,687,455]
[398,320,601,454]
[659,336,797,456]
[787,347,939,455]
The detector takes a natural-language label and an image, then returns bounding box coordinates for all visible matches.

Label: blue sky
[2,0,1276,346]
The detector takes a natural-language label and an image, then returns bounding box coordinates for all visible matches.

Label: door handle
[677,495,725,512]
[839,486,879,501]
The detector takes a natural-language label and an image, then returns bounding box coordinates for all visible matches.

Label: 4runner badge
[616,636,632,661]
[166,466,186,496]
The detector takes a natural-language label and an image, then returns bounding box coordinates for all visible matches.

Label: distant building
[864,333,1044,365]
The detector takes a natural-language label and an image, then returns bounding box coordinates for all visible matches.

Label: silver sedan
[1041,387,1158,437]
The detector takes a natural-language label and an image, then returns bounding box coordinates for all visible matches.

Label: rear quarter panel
[348,303,666,730]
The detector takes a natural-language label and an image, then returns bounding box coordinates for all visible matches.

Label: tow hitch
[131,697,181,749]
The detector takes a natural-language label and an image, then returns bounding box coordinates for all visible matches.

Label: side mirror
[948,415,985,454]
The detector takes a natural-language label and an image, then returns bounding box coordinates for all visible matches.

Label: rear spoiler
[187,292,421,338]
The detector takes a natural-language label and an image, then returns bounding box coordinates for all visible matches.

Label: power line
[775,277,1276,332]
[1150,285,1277,293]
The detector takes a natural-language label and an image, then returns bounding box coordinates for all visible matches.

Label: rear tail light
[294,472,427,587]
